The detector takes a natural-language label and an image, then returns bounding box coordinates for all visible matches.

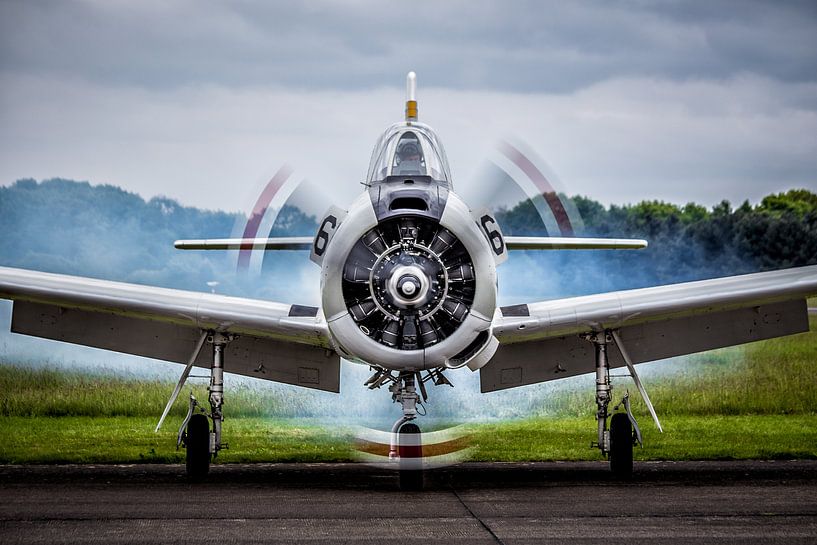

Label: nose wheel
[398,422,423,491]
[388,372,425,491]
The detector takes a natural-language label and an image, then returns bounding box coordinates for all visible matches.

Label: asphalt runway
[1,461,816,544]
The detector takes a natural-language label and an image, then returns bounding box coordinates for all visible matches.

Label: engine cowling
[319,187,498,371]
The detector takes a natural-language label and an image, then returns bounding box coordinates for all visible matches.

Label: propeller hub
[387,265,429,306]
[399,276,418,296]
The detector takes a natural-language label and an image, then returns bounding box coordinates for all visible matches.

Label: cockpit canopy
[366,122,452,185]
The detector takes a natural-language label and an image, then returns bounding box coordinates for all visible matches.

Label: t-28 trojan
[2,72,816,489]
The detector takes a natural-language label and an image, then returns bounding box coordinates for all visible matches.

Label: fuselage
[313,122,504,372]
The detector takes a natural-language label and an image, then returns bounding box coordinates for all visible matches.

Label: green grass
[0,367,293,418]
[0,417,354,464]
[2,414,814,464]
[466,415,817,461]
[0,314,815,464]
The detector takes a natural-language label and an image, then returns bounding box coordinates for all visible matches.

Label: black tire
[398,422,423,491]
[609,412,634,477]
[185,413,211,481]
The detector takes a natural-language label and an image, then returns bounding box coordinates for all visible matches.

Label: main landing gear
[582,330,662,477]
[156,331,234,481]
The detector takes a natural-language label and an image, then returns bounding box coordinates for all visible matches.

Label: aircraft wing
[172,236,649,252]
[0,266,340,392]
[503,236,648,250]
[174,237,313,250]
[482,265,817,392]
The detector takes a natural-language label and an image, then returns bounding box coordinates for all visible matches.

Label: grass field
[1,315,815,464]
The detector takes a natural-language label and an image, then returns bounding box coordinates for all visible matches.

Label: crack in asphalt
[450,485,506,545]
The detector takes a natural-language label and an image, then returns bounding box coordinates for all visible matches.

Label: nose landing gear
[388,372,424,490]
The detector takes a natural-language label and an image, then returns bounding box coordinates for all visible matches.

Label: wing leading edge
[173,236,648,252]
[0,266,340,392]
[174,237,313,250]
[484,265,817,392]
[504,236,648,250]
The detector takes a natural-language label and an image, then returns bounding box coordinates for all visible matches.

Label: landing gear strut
[389,372,423,491]
[583,331,641,477]
[169,332,234,480]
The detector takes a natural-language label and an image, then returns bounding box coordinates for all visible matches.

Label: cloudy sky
[1,0,816,213]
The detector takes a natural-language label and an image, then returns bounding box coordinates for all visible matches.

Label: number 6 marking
[480,214,505,256]
[313,215,337,257]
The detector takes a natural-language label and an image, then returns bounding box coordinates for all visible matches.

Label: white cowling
[321,192,499,371]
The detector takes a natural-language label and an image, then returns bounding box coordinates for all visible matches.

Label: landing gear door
[473,208,508,265]
[310,206,348,266]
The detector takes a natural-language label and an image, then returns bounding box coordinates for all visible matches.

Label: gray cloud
[0,0,815,212]
[1,72,814,213]
[1,0,815,93]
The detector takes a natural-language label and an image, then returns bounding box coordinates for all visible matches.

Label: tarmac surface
[1,460,816,544]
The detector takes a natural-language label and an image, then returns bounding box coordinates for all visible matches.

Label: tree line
[2,178,814,299]
[496,188,816,294]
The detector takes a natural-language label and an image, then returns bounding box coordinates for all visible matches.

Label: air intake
[389,197,428,211]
